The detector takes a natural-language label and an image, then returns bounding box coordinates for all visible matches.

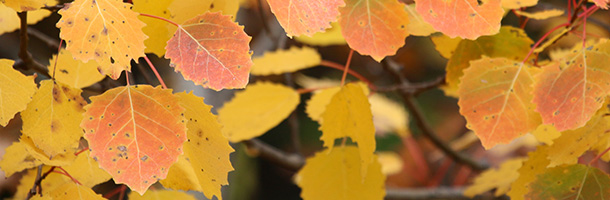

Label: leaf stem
[319,60,376,90]
[17,12,51,78]
[103,185,127,199]
[51,40,63,79]
[27,166,56,199]
[341,49,354,86]
[139,13,180,27]
[143,55,167,89]
[54,167,82,185]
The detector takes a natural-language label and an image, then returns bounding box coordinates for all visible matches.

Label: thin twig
[17,12,51,78]
[242,139,304,171]
[27,166,56,199]
[376,75,445,96]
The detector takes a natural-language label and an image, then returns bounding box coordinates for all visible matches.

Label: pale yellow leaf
[294,74,341,88]
[377,151,403,175]
[0,0,55,35]
[464,158,525,197]
[0,59,37,126]
[294,22,347,46]
[219,82,299,142]
[508,146,550,200]
[404,4,436,36]
[251,46,321,75]
[369,94,409,137]
[62,151,111,188]
[0,141,42,177]
[132,0,173,56]
[297,146,385,200]
[515,9,563,20]
[45,181,105,200]
[161,92,234,200]
[128,189,196,200]
[501,0,538,9]
[321,83,376,175]
[305,86,341,122]
[3,0,49,12]
[48,49,105,89]
[21,80,86,157]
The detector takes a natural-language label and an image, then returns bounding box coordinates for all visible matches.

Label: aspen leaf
[545,105,610,167]
[45,182,105,200]
[464,158,524,197]
[458,57,541,149]
[508,146,550,200]
[321,83,376,174]
[0,0,56,35]
[48,49,105,89]
[0,59,37,127]
[592,0,609,9]
[81,85,187,194]
[161,92,234,200]
[430,34,462,59]
[218,82,299,142]
[415,0,504,39]
[132,0,173,56]
[0,141,42,177]
[306,86,342,122]
[168,0,240,24]
[2,0,47,12]
[404,3,435,37]
[444,26,533,97]
[251,46,321,75]
[294,22,347,46]
[531,124,560,145]
[514,9,564,20]
[21,80,86,157]
[525,164,610,200]
[21,136,77,166]
[267,0,344,37]
[56,0,147,79]
[339,0,410,62]
[62,151,111,188]
[12,166,69,200]
[165,12,253,91]
[502,0,538,9]
[128,190,196,200]
[296,146,385,200]
[533,40,610,131]
[295,74,343,88]
[369,94,409,137]
[377,151,403,175]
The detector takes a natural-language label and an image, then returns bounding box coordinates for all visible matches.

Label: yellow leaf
[62,151,111,188]
[3,0,48,12]
[295,74,341,88]
[128,190,196,200]
[464,158,525,197]
[161,92,234,200]
[0,59,37,126]
[45,181,105,200]
[12,166,69,200]
[21,136,77,166]
[296,146,385,200]
[430,34,461,59]
[219,82,299,142]
[508,146,550,200]
[21,80,86,157]
[320,83,376,175]
[531,124,560,145]
[369,94,409,137]
[251,46,321,75]
[0,141,42,177]
[132,0,173,56]
[0,1,56,35]
[545,105,610,167]
[48,49,105,89]
[294,22,347,46]
[305,86,341,122]
[376,151,403,175]
[404,4,436,36]
[501,0,538,9]
[515,9,564,20]
[169,0,239,24]
[57,0,147,79]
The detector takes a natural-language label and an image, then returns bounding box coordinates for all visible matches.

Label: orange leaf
[81,85,186,194]
[415,0,504,39]
[165,12,252,91]
[339,0,410,62]
[267,0,344,37]
[533,40,610,131]
[593,0,609,9]
[56,0,147,79]
[458,57,541,149]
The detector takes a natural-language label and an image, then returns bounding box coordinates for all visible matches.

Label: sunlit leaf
[464,158,525,197]
[48,49,105,89]
[0,59,37,126]
[161,92,234,200]
[251,46,321,75]
[339,0,410,62]
[294,22,347,46]
[458,57,541,149]
[129,190,196,200]
[56,0,147,79]
[508,146,550,200]
[415,0,504,39]
[62,151,112,188]
[165,12,252,91]
[21,80,86,157]
[514,9,564,20]
[267,0,344,37]
[306,86,341,122]
[525,164,610,199]
[81,85,186,194]
[296,146,385,200]
[218,82,299,142]
[533,40,610,131]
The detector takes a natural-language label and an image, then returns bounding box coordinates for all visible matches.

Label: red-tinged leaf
[267,0,344,37]
[339,0,410,62]
[81,85,186,194]
[414,0,504,39]
[593,0,609,9]
[525,164,610,200]
[458,57,541,149]
[165,12,253,91]
[533,40,610,131]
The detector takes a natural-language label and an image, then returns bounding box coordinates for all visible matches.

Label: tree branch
[242,139,305,171]
[16,12,51,78]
